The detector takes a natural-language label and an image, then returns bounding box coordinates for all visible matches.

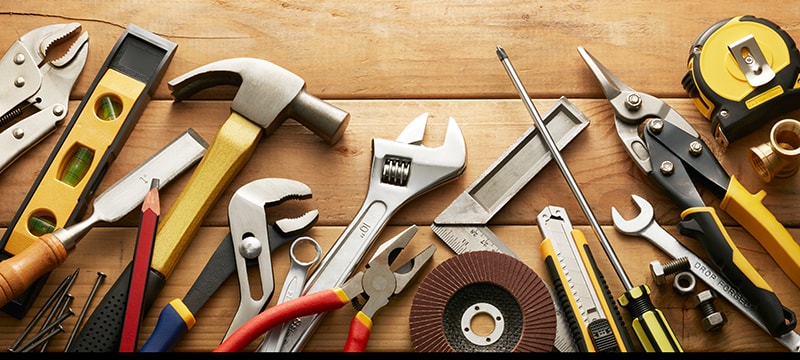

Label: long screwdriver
[497,46,683,352]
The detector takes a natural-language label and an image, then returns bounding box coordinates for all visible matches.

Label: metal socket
[750,119,800,182]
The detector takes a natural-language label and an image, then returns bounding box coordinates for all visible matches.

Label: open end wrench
[279,113,467,352]
[611,194,800,352]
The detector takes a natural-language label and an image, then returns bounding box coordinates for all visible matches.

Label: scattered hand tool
[256,236,322,352]
[499,46,683,352]
[579,45,797,337]
[0,24,177,318]
[68,57,349,352]
[430,97,590,352]
[278,113,466,352]
[215,225,436,353]
[0,129,206,309]
[223,178,318,340]
[682,15,800,147]
[611,194,800,352]
[139,178,318,352]
[0,22,88,174]
[409,250,557,352]
[537,205,634,352]
[119,178,161,352]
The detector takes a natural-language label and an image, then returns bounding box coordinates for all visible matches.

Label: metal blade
[433,97,589,225]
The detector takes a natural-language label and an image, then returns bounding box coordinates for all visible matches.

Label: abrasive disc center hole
[470,312,495,336]
[461,302,504,345]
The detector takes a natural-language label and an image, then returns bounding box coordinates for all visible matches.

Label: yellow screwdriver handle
[618,285,683,352]
[0,233,67,308]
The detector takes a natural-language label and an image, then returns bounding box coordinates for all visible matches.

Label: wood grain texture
[0,0,798,353]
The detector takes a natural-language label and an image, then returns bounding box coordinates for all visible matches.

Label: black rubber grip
[544,255,587,352]
[67,262,166,352]
[679,212,796,337]
[581,243,634,351]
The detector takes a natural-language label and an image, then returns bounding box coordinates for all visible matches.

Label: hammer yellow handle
[151,112,263,278]
[0,234,67,308]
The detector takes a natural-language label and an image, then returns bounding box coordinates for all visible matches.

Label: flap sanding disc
[409,250,556,352]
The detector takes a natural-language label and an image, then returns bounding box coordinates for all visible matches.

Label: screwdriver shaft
[496,46,634,290]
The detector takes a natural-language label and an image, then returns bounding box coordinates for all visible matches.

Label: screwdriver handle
[679,207,796,336]
[140,298,196,352]
[618,285,683,352]
[0,233,67,308]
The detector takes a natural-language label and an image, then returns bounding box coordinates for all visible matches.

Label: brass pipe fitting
[750,119,800,182]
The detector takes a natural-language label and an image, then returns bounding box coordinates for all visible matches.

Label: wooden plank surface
[0,0,799,352]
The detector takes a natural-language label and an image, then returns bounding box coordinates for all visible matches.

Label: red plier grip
[214,288,349,352]
[344,312,373,352]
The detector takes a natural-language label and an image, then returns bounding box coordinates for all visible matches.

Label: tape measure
[682,15,800,147]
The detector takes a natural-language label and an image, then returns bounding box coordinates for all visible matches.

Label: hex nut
[701,311,728,331]
[650,260,667,285]
[694,289,715,306]
[672,271,696,295]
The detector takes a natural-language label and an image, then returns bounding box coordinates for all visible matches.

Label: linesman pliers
[0,23,88,174]
[578,46,796,337]
[214,225,436,352]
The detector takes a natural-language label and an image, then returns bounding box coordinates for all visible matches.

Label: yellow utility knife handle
[570,229,632,351]
[720,175,800,289]
[681,206,795,336]
[540,230,632,352]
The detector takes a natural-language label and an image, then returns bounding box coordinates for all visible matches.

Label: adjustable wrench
[611,194,800,352]
[280,112,467,352]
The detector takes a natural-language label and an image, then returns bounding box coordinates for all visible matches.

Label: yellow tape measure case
[683,15,800,147]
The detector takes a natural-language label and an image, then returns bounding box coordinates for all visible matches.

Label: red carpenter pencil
[119,178,160,352]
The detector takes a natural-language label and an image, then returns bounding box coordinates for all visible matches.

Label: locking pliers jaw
[0,23,88,174]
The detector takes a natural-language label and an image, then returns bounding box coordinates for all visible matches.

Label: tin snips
[0,23,88,174]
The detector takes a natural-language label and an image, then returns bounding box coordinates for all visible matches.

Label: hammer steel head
[168,57,349,145]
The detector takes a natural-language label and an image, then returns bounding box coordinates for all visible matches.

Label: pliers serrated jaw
[0,22,88,174]
[342,225,436,319]
[225,178,318,340]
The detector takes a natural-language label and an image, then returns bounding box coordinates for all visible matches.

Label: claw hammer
[67,58,349,352]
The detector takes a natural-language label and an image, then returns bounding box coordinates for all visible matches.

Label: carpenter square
[431,96,589,352]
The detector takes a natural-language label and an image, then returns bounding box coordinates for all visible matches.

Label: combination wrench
[280,113,467,352]
[257,236,322,352]
[611,194,800,352]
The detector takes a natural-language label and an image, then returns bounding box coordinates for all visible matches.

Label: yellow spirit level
[0,24,177,318]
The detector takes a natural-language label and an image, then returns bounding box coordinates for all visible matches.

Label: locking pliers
[0,23,88,173]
